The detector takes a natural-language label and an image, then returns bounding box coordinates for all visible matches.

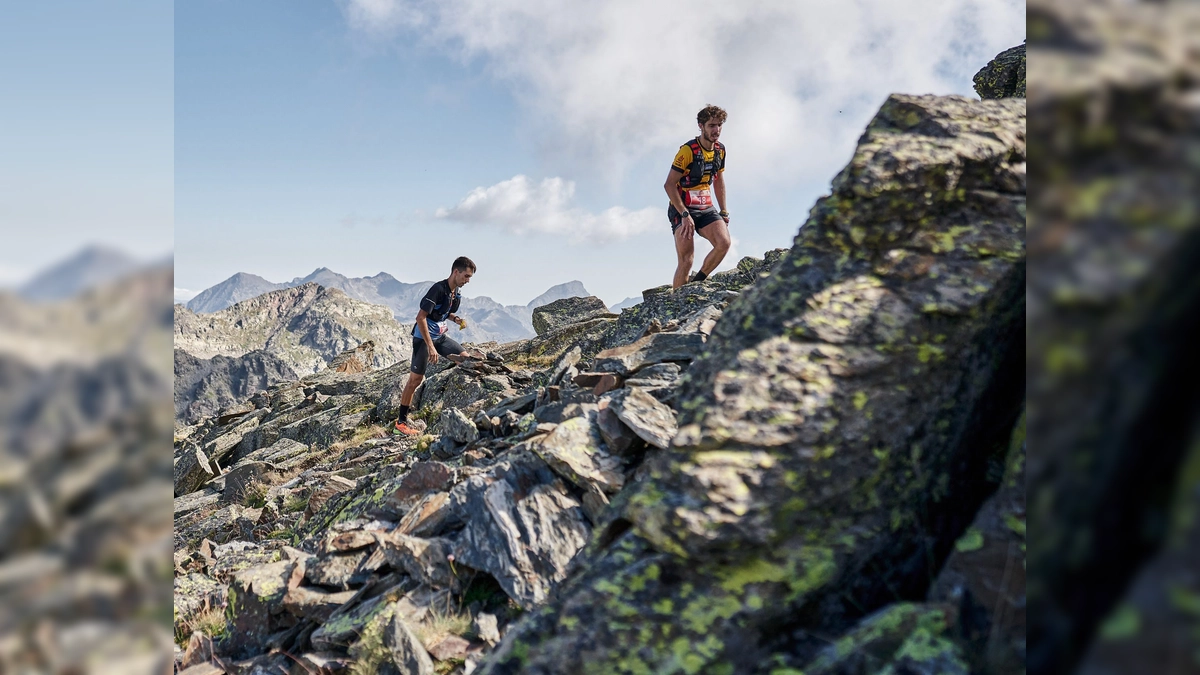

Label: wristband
[719,210,729,217]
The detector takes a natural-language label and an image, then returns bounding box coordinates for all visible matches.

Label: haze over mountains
[184,268,608,345]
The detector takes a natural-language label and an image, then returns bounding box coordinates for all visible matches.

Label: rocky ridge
[173,283,413,377]
[172,57,1027,674]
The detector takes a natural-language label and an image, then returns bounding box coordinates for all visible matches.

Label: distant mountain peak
[18,245,142,302]
[527,280,590,310]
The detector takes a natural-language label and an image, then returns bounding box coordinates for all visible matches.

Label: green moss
[955,527,985,552]
[1099,604,1141,640]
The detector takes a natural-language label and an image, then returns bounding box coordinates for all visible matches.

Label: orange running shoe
[392,420,420,436]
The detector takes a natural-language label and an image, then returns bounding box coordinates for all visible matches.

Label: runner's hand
[429,351,439,365]
[456,317,467,330]
[681,214,695,239]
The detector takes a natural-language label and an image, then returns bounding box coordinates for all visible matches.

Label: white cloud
[435,175,660,243]
[174,287,198,303]
[337,0,1025,190]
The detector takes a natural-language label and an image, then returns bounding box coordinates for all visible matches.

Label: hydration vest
[678,138,725,191]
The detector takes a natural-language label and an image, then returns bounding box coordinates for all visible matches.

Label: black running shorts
[669,204,724,234]
[410,335,464,375]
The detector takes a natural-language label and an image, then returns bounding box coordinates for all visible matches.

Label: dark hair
[697,104,728,126]
[452,256,476,273]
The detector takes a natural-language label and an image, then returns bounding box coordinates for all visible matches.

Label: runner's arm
[664,168,690,216]
[713,171,727,216]
[415,309,439,363]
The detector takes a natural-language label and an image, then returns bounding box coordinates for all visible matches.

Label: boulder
[973,43,1025,100]
[439,407,479,445]
[448,451,590,608]
[591,332,704,376]
[530,415,625,495]
[532,296,615,336]
[612,387,678,450]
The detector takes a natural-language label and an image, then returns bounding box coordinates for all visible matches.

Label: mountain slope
[174,283,412,375]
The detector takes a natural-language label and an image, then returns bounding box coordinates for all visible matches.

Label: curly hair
[697,104,728,126]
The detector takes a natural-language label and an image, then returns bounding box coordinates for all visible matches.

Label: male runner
[664,104,732,289]
[392,256,482,436]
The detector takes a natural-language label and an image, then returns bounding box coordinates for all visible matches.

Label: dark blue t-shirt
[413,279,461,341]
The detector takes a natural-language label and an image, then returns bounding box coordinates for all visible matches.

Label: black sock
[397,405,410,423]
[691,270,708,282]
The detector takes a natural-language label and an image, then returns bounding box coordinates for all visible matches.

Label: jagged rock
[180,632,215,671]
[440,407,479,445]
[208,542,281,584]
[216,400,257,426]
[485,392,537,420]
[329,340,376,373]
[231,437,310,472]
[282,585,358,622]
[385,462,457,512]
[499,316,618,366]
[396,491,458,537]
[532,296,615,336]
[531,415,625,495]
[612,387,678,450]
[591,332,704,376]
[385,612,436,675]
[414,367,489,416]
[305,475,358,518]
[174,444,214,497]
[225,559,305,658]
[973,43,1025,100]
[175,489,221,519]
[178,663,224,675]
[479,93,1025,672]
[310,590,397,651]
[427,635,471,662]
[475,612,501,647]
[430,435,467,460]
[379,534,460,592]
[595,401,640,456]
[599,250,787,350]
[221,461,274,504]
[801,603,969,674]
[305,550,373,589]
[448,451,590,608]
[176,505,265,547]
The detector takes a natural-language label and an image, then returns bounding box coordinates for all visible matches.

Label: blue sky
[175,0,1024,307]
[0,1,173,285]
[4,1,1023,308]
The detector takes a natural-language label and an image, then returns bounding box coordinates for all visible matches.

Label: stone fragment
[448,451,590,607]
[474,612,501,647]
[174,444,213,497]
[595,403,640,456]
[282,586,358,622]
[592,332,704,376]
[484,392,536,419]
[613,387,678,449]
[548,346,582,386]
[385,613,436,675]
[225,560,304,658]
[532,296,614,336]
[379,534,459,592]
[305,475,359,518]
[427,635,471,662]
[532,416,625,495]
[440,407,479,444]
[396,491,459,538]
[221,461,274,504]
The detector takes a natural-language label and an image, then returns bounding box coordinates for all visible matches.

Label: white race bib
[683,188,713,210]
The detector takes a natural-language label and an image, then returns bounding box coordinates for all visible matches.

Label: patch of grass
[174,606,230,647]
[414,605,474,652]
[240,482,268,509]
[283,492,309,514]
[329,424,389,454]
[414,434,436,452]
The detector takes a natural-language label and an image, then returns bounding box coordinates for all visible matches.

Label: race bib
[683,188,713,210]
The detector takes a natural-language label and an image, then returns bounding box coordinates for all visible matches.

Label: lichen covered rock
[479,93,1026,673]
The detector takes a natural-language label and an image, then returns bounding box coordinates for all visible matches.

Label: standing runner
[392,256,483,436]
[664,104,732,289]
